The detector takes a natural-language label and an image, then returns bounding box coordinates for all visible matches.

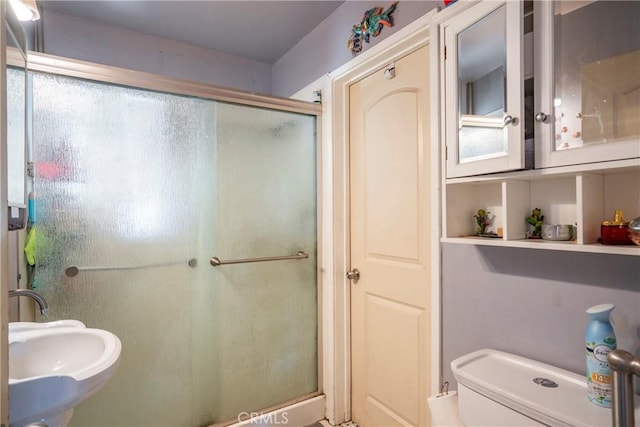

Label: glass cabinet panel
[535,0,640,168]
[457,6,506,164]
[444,0,524,178]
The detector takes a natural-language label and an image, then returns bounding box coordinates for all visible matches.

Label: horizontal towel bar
[209,251,309,267]
[65,258,197,277]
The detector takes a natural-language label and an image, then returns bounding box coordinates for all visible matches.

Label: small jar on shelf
[600,210,633,245]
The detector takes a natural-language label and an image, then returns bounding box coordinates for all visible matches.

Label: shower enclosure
[22,56,319,426]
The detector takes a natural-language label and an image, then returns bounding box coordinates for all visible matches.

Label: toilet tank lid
[451,349,640,427]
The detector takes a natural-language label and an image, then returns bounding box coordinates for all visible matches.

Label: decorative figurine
[348,2,398,57]
[473,209,495,236]
[526,208,544,239]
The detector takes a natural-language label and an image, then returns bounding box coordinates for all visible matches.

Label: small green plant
[473,209,492,235]
[526,208,544,238]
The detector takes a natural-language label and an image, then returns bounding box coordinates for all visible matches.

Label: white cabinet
[441,1,525,178]
[434,0,640,255]
[534,0,640,169]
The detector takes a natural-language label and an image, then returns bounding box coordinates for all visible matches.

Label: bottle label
[586,340,616,407]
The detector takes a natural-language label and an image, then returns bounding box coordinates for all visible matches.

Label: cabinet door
[444,0,524,178]
[535,0,640,168]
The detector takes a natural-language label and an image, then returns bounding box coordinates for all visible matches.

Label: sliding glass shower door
[30,71,318,426]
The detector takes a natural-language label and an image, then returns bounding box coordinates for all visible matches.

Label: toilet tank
[451,349,640,427]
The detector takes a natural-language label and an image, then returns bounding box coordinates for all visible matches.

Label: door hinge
[444,45,447,60]
[445,145,448,160]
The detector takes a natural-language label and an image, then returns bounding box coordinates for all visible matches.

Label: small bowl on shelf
[629,217,640,246]
[541,224,573,241]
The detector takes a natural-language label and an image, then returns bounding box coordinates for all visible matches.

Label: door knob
[346,268,360,283]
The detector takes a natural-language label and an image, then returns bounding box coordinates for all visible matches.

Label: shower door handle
[346,268,360,283]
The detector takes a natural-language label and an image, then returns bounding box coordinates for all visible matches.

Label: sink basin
[9,319,86,333]
[8,321,121,427]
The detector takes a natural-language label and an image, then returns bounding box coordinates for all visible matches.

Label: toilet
[451,349,640,426]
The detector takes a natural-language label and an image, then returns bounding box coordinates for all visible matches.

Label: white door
[349,45,432,426]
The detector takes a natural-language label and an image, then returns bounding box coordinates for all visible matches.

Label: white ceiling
[38,0,345,64]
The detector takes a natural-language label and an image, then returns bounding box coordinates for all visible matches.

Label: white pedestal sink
[8,321,121,427]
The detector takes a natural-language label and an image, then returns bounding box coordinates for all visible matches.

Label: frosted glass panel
[458,124,506,163]
[210,103,317,420]
[30,72,317,426]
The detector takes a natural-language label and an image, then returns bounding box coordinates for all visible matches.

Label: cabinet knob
[503,115,518,127]
[535,112,548,123]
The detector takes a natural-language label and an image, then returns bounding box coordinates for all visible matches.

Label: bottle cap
[602,210,628,226]
[586,303,615,314]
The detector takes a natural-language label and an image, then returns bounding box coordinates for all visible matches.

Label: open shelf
[443,168,640,255]
[441,236,640,256]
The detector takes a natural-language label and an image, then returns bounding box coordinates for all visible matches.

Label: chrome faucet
[8,289,49,317]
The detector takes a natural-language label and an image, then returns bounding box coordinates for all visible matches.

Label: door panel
[365,91,420,260]
[350,45,431,427]
[366,295,423,424]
